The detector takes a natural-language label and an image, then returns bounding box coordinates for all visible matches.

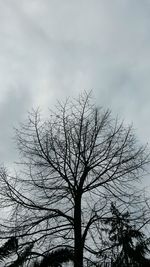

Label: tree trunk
[74,194,83,267]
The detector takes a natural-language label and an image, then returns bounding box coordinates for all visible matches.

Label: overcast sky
[0,0,150,184]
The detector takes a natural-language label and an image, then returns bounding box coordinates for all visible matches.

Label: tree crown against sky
[0,91,149,267]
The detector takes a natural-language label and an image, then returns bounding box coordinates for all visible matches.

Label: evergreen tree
[104,203,150,267]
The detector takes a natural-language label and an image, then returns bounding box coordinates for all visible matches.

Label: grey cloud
[0,88,33,166]
[0,0,149,169]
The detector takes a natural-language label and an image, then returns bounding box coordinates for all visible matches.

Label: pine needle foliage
[32,248,74,267]
[0,237,18,262]
[104,203,150,267]
[7,243,33,267]
[33,248,74,267]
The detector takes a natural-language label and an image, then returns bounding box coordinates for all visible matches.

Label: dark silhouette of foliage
[0,239,73,267]
[0,237,18,262]
[103,203,150,267]
[8,243,33,267]
[32,247,74,267]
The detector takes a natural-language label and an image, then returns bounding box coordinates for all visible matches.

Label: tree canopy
[0,92,149,267]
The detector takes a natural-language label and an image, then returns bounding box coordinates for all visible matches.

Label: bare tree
[0,92,149,267]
